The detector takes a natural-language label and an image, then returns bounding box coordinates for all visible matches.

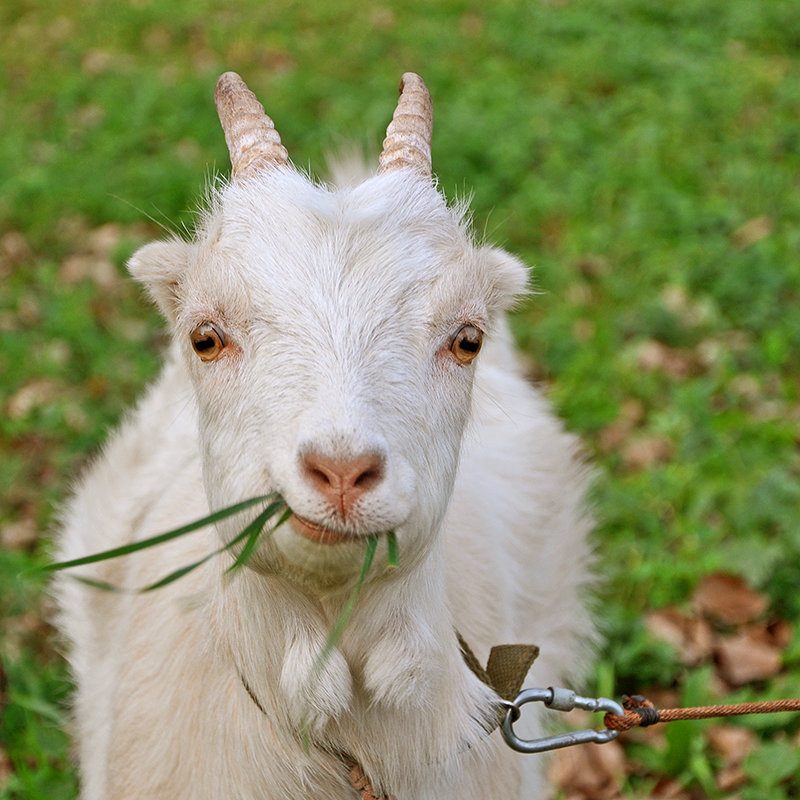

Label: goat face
[128,77,526,588]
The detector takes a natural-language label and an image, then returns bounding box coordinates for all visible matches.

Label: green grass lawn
[2,1,799,797]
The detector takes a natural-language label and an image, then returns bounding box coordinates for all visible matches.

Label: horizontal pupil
[459,339,479,352]
[195,337,215,351]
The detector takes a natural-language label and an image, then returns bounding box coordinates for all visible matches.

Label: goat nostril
[354,466,381,489]
[307,466,332,487]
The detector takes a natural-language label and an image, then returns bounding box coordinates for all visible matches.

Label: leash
[241,639,800,795]
[501,686,800,754]
[605,693,800,732]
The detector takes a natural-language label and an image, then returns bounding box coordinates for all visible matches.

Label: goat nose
[301,451,384,517]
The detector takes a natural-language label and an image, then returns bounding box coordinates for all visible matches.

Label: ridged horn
[378,72,433,176]
[215,71,288,178]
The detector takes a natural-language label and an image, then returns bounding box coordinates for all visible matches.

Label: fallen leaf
[693,573,769,625]
[622,435,674,470]
[731,215,773,248]
[87,223,124,257]
[715,628,782,686]
[0,231,32,278]
[0,515,38,550]
[6,379,62,419]
[597,400,646,454]
[550,740,626,799]
[0,745,12,790]
[60,253,119,290]
[576,253,610,279]
[766,619,793,650]
[646,608,714,666]
[650,777,690,798]
[636,340,696,379]
[715,764,747,793]
[707,725,758,765]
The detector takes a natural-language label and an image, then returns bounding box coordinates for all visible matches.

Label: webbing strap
[457,632,539,726]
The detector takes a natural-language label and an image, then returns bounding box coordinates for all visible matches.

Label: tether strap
[457,632,539,727]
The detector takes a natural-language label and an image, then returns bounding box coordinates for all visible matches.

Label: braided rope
[604,696,800,732]
[346,760,394,800]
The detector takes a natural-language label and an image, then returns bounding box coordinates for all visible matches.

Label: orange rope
[604,695,800,733]
[347,760,394,800]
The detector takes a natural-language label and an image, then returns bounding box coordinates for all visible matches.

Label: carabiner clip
[501,686,625,754]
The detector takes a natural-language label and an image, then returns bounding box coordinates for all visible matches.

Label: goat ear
[127,239,191,322]
[480,246,530,311]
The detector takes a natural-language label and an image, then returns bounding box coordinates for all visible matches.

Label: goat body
[54,72,593,799]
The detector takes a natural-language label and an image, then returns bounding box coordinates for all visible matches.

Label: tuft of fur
[53,99,594,800]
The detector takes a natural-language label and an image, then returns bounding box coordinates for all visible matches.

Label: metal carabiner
[501,686,625,754]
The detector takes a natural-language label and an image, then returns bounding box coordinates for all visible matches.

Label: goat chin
[52,73,594,800]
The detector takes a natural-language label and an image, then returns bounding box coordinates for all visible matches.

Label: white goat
[54,72,593,799]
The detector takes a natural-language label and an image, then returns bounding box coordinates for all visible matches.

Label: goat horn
[378,72,433,176]
[215,72,289,178]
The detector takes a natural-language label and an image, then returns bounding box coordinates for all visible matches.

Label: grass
[1,0,799,797]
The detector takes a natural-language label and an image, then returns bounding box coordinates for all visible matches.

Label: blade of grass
[42,494,280,573]
[69,501,288,593]
[226,505,292,575]
[386,530,398,568]
[312,534,378,680]
[301,533,380,750]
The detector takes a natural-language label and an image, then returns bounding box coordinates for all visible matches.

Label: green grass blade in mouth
[225,504,291,575]
[310,534,379,683]
[43,496,289,593]
[301,533,380,750]
[386,530,398,569]
[42,494,280,573]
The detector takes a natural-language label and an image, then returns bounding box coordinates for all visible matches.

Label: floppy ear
[127,238,192,323]
[479,246,530,313]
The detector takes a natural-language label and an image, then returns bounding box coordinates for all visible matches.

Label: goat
[54,72,593,799]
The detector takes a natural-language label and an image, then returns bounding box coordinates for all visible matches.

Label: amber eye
[450,324,483,364]
[190,323,225,362]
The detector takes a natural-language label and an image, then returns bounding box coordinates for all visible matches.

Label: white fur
[54,149,593,798]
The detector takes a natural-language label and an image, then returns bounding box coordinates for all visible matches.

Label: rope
[345,760,394,800]
[604,694,800,732]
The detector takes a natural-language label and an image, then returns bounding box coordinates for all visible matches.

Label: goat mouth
[289,514,356,545]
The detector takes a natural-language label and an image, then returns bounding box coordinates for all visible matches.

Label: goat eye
[450,324,483,364]
[190,323,225,362]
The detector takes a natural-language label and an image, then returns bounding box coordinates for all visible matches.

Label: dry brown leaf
[622,435,674,470]
[766,619,793,650]
[597,421,630,453]
[82,49,115,75]
[573,319,596,342]
[0,231,32,279]
[6,379,62,419]
[597,400,646,454]
[0,745,12,791]
[60,253,119,289]
[0,516,38,550]
[87,223,124,257]
[550,740,626,799]
[715,764,747,793]
[731,215,773,248]
[650,777,691,798]
[646,608,714,666]
[707,724,758,765]
[715,628,782,686]
[576,253,610,279]
[693,573,768,625]
[636,340,696,379]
